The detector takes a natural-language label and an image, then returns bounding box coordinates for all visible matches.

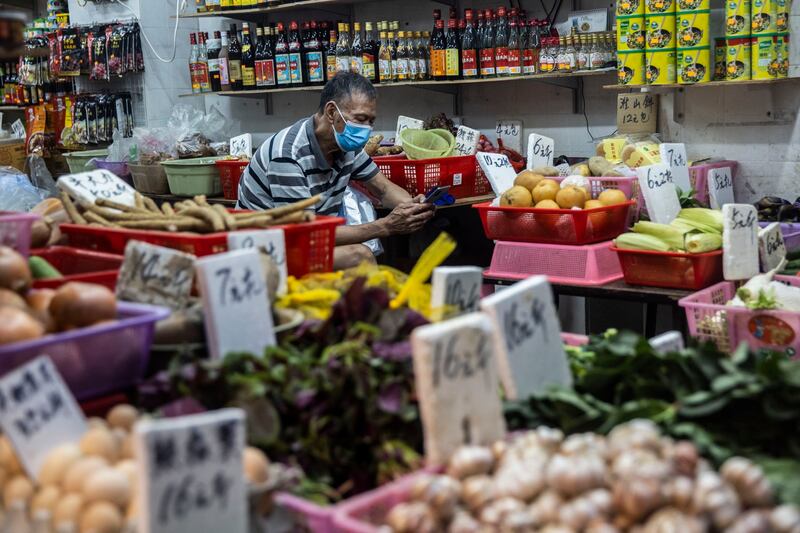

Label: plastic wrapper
[132,126,178,164]
[107,129,136,162]
[341,186,383,256]
[167,104,238,158]
[24,155,59,197]
[0,167,53,212]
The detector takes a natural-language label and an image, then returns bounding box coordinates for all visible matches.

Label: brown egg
[53,492,84,527]
[63,456,109,493]
[3,475,34,506]
[79,427,118,462]
[0,436,22,474]
[38,443,82,486]
[114,460,137,488]
[80,501,122,533]
[126,493,138,522]
[82,468,131,507]
[31,485,61,514]
[120,434,135,460]
[243,447,270,484]
[87,417,108,429]
[106,404,138,431]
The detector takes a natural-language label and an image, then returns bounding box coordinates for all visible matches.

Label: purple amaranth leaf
[294,389,316,409]
[160,397,206,418]
[377,382,404,414]
[372,340,413,362]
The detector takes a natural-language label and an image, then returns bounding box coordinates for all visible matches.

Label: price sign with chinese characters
[758,222,787,272]
[195,248,276,359]
[477,152,517,195]
[495,120,522,153]
[227,229,288,296]
[431,266,482,321]
[616,93,658,134]
[394,115,424,146]
[723,204,760,280]
[649,331,685,354]
[0,356,87,480]
[454,126,480,157]
[57,169,138,207]
[708,167,735,209]
[11,119,25,139]
[411,313,506,466]
[229,133,253,159]
[135,409,247,533]
[526,133,554,170]
[480,275,571,400]
[636,163,681,224]
[659,143,691,191]
[116,241,196,311]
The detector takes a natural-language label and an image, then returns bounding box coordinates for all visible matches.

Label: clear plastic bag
[167,104,238,158]
[24,155,59,197]
[0,166,53,212]
[341,186,383,256]
[132,126,177,165]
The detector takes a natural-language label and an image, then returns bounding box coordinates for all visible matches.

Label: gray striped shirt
[236,116,379,215]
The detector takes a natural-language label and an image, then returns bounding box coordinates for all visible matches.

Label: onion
[49,282,117,331]
[0,288,27,309]
[0,307,45,345]
[26,289,56,332]
[0,247,31,294]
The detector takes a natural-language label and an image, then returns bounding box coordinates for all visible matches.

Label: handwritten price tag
[135,409,247,533]
[116,241,196,311]
[526,133,554,170]
[708,167,735,209]
[229,133,252,159]
[454,126,480,157]
[480,275,571,400]
[495,120,522,153]
[431,266,482,321]
[394,115,424,146]
[227,229,288,296]
[758,222,787,272]
[616,93,658,134]
[10,119,25,139]
[659,143,691,191]
[636,163,681,224]
[195,248,276,359]
[57,169,138,207]
[723,204,760,280]
[411,313,506,466]
[0,357,87,480]
[477,152,517,196]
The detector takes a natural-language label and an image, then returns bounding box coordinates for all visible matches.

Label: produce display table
[484,275,692,338]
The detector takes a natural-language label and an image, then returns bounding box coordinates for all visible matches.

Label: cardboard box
[0,140,26,172]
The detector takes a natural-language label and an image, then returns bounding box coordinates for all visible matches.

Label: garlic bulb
[447,446,495,480]
[546,453,606,497]
[770,504,800,533]
[692,471,741,529]
[720,457,774,508]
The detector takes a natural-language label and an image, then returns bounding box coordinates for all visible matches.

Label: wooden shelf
[604,76,799,90]
[179,68,614,97]
[180,0,369,18]
[0,105,26,112]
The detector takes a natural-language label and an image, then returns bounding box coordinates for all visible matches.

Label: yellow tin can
[714,38,727,79]
[776,33,789,77]
[618,16,647,51]
[776,0,791,31]
[646,0,675,14]
[726,37,752,80]
[647,14,677,49]
[677,46,712,83]
[751,0,777,34]
[750,34,778,78]
[677,0,710,10]
[726,0,751,37]
[646,48,677,83]
[618,50,646,84]
[617,0,645,16]
[677,10,711,47]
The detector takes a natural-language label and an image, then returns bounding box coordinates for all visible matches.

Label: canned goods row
[616,0,711,16]
[713,34,789,80]
[725,0,790,37]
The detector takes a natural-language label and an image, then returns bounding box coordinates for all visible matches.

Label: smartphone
[423,185,451,204]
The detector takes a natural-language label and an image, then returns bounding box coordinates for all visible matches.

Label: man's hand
[380,198,435,236]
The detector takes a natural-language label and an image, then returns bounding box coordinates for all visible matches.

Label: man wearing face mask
[237,72,436,269]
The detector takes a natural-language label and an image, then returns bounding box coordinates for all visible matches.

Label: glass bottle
[363,22,378,83]
[287,21,304,85]
[507,18,521,75]
[566,35,578,72]
[304,21,324,85]
[576,34,588,71]
[480,9,496,77]
[539,36,554,73]
[241,24,256,89]
[227,23,243,90]
[207,31,223,91]
[351,22,364,74]
[445,18,460,79]
[417,32,430,80]
[494,6,509,76]
[325,29,338,80]
[218,30,231,90]
[335,23,351,73]
[523,19,537,74]
[590,34,604,70]
[430,18,447,80]
[461,9,478,78]
[261,26,277,86]
[189,33,202,94]
[406,32,419,80]
[387,31,400,81]
[275,22,291,86]
[378,30,393,83]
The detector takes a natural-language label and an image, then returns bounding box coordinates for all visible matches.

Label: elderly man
[237,72,435,269]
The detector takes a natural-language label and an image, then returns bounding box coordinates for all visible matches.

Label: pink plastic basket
[679,275,800,357]
[0,301,169,400]
[333,472,424,533]
[759,222,800,252]
[689,160,738,206]
[553,176,638,201]
[0,211,39,257]
[561,332,590,345]
[273,492,335,533]
[485,240,623,285]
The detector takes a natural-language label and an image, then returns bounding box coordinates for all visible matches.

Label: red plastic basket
[31,246,123,290]
[680,275,800,357]
[0,211,40,257]
[373,154,494,198]
[613,247,723,290]
[215,159,249,201]
[61,216,344,277]
[474,200,634,245]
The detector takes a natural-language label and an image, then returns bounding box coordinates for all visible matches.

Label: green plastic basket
[64,149,108,174]
[428,129,456,154]
[160,156,224,197]
[400,129,452,160]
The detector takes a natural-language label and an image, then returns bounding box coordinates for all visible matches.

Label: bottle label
[326,56,338,80]
[189,62,202,91]
[461,49,477,76]
[254,59,264,86]
[395,58,408,79]
[288,52,302,83]
[350,56,364,76]
[495,46,509,74]
[306,51,324,83]
[480,48,496,75]
[523,49,535,74]
[218,58,230,85]
[208,58,220,73]
[362,53,376,78]
[229,59,242,82]
[263,60,276,86]
[431,49,447,77]
[418,58,428,76]
[336,56,350,72]
[276,54,290,85]
[379,58,392,80]
[408,58,418,78]
[508,48,521,74]
[242,65,256,86]
[445,48,459,76]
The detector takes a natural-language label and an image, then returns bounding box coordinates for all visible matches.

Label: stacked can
[775,0,790,78]
[645,0,677,84]
[714,38,727,78]
[750,0,780,78]
[617,0,647,84]
[725,0,752,80]
[676,0,711,83]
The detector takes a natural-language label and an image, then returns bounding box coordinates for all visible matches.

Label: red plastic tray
[474,200,635,245]
[613,247,723,290]
[31,246,123,290]
[215,159,249,201]
[374,154,495,199]
[61,215,344,277]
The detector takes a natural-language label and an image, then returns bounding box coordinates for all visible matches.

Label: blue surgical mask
[331,102,372,153]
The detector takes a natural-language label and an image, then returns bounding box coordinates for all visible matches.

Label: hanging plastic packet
[134,25,145,72]
[86,99,98,145]
[58,28,81,76]
[79,31,90,75]
[73,99,88,145]
[47,33,60,77]
[90,25,110,80]
[124,93,134,137]
[96,95,107,143]
[109,24,125,77]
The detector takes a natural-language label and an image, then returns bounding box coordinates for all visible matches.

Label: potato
[588,156,613,176]
[530,166,561,177]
